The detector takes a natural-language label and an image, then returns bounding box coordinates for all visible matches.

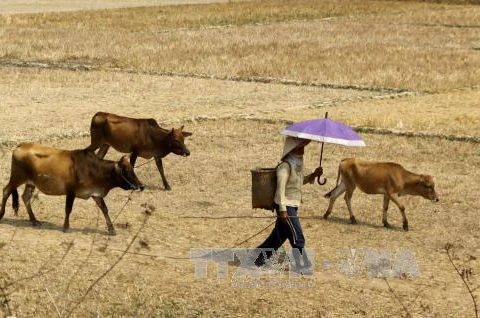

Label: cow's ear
[179,125,192,137]
[418,175,426,186]
[114,162,121,174]
[118,155,129,166]
[419,175,433,187]
[422,175,434,186]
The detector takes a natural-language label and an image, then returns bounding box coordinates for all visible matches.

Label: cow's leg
[344,187,357,224]
[130,152,138,166]
[323,182,345,219]
[96,144,110,159]
[0,183,16,219]
[382,195,391,228]
[388,193,408,231]
[92,197,115,235]
[154,157,171,191]
[63,192,75,232]
[22,184,41,226]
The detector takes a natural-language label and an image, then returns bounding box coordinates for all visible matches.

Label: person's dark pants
[255,203,310,267]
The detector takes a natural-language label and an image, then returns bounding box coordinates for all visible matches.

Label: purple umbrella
[280,117,365,146]
[280,112,365,184]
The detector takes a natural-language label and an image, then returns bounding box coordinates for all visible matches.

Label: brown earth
[0,66,478,317]
[0,1,479,317]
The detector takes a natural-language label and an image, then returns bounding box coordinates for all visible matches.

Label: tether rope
[110,157,155,223]
[108,219,276,260]
[179,215,321,220]
[112,190,133,223]
[135,158,156,168]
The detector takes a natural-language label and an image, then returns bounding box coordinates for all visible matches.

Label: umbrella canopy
[280,118,366,147]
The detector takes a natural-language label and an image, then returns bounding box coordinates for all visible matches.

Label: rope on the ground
[179,215,321,220]
[107,219,276,260]
[112,190,134,223]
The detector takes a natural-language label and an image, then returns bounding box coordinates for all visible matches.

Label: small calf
[323,158,439,231]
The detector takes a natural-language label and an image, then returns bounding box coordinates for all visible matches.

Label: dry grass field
[0,0,479,317]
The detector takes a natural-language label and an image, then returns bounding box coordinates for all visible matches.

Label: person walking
[255,136,322,270]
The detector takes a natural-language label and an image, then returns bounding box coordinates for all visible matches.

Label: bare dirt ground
[0,1,479,318]
[0,66,478,318]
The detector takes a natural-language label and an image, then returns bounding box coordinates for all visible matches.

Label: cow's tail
[12,188,19,215]
[8,149,21,215]
[87,112,108,152]
[0,161,19,219]
[324,162,342,199]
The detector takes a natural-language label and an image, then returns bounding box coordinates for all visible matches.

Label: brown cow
[0,143,144,235]
[87,112,192,190]
[323,158,439,231]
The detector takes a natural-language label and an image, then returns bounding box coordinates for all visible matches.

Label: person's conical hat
[281,137,309,160]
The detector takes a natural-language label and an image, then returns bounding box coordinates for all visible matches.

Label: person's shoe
[299,265,314,276]
[254,255,266,267]
[290,264,314,276]
[230,254,241,266]
[303,257,313,269]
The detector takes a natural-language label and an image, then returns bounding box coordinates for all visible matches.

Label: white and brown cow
[0,143,144,235]
[87,112,192,191]
[323,158,439,231]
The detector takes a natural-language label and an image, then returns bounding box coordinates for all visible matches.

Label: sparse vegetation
[445,243,479,318]
[0,0,478,91]
[0,0,479,317]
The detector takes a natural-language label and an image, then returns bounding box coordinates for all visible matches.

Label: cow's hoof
[403,223,409,231]
[164,185,172,191]
[108,229,117,236]
[350,217,357,224]
[323,213,330,220]
[31,220,42,227]
[383,222,391,229]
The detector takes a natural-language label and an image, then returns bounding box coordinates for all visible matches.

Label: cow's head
[166,126,192,157]
[416,175,439,202]
[115,156,145,191]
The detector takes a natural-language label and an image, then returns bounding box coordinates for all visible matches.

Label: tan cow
[87,112,192,190]
[323,158,439,231]
[0,143,144,235]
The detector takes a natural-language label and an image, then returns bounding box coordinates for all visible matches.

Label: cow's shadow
[0,217,111,235]
[321,215,405,232]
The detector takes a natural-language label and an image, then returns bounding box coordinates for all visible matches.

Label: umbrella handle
[316,175,327,185]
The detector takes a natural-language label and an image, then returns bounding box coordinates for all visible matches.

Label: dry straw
[0,0,478,91]
[0,0,479,317]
